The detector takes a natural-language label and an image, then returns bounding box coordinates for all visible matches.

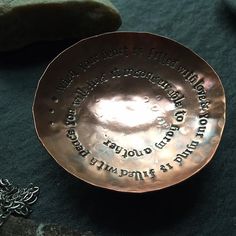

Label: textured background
[0,0,235,235]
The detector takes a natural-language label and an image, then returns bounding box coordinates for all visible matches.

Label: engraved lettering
[61,48,216,183]
[133,171,144,181]
[73,73,106,106]
[103,140,151,159]
[104,164,118,174]
[155,124,179,149]
[90,157,98,165]
[66,129,90,158]
[133,149,144,157]
[97,161,105,170]
[174,109,187,122]
[149,169,156,178]
[119,169,128,177]
[196,111,209,138]
[89,157,155,181]
[121,149,128,158]
[160,163,173,172]
[148,49,179,69]
[174,140,199,165]
[113,147,122,155]
[56,70,80,94]
[77,46,129,72]
[103,139,111,146]
[110,67,185,108]
[65,108,77,127]
[143,148,152,154]
[132,47,143,56]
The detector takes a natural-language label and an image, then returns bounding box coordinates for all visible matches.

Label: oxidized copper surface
[33,32,226,193]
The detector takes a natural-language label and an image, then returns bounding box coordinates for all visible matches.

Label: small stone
[0,0,121,51]
[223,0,236,15]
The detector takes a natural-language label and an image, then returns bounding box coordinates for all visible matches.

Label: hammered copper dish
[33,32,226,193]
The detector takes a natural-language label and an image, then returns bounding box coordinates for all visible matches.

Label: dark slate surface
[0,0,235,235]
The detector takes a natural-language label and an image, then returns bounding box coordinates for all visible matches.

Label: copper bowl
[33,32,226,193]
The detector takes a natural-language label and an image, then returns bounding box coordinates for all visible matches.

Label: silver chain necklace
[0,178,39,226]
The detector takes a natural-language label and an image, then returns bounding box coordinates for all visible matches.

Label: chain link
[0,178,39,227]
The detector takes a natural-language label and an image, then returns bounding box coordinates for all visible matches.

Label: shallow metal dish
[33,32,226,193]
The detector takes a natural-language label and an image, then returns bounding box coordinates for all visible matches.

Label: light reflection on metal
[33,32,226,193]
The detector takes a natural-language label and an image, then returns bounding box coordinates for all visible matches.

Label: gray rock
[0,0,121,51]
